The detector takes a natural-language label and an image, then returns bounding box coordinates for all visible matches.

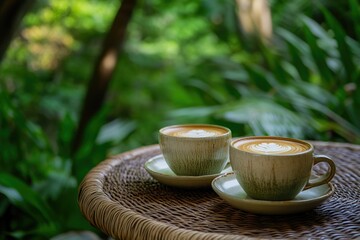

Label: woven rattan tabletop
[78,141,360,240]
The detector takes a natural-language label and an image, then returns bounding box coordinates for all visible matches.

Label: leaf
[271,0,311,29]
[58,113,77,158]
[243,64,275,92]
[187,78,228,104]
[276,27,309,54]
[0,173,56,225]
[301,15,334,43]
[167,106,219,121]
[301,15,342,73]
[349,0,360,40]
[281,86,360,139]
[222,70,248,83]
[33,159,76,200]
[58,113,76,146]
[218,98,309,138]
[96,119,136,144]
[290,81,336,106]
[322,8,356,83]
[346,38,360,63]
[261,46,289,84]
[276,28,313,80]
[302,23,334,85]
[280,61,302,82]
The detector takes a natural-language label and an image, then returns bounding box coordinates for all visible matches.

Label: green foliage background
[0,0,359,239]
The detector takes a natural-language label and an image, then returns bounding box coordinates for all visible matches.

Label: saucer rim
[144,154,229,180]
[144,154,231,188]
[211,172,335,214]
[212,172,334,203]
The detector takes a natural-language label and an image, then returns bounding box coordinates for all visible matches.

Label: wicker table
[78,142,360,240]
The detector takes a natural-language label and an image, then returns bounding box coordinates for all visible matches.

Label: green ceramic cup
[159,124,231,176]
[230,136,336,201]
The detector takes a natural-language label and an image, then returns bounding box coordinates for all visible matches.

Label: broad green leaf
[167,106,219,120]
[301,16,341,72]
[276,27,314,78]
[271,0,311,29]
[33,158,76,200]
[243,64,274,92]
[282,87,360,138]
[301,15,335,44]
[312,119,360,143]
[187,78,228,104]
[322,8,356,83]
[346,38,360,64]
[300,15,338,57]
[219,98,309,138]
[349,0,360,40]
[58,113,76,158]
[261,46,289,84]
[222,70,248,83]
[345,74,360,129]
[303,24,334,85]
[290,81,336,106]
[97,119,136,144]
[281,61,302,82]
[0,173,56,225]
[8,222,59,240]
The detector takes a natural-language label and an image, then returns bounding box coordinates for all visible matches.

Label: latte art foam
[235,139,309,154]
[173,129,217,137]
[161,125,228,138]
[249,142,292,153]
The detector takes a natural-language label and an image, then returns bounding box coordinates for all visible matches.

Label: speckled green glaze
[159,124,231,176]
[230,136,336,201]
[211,172,335,215]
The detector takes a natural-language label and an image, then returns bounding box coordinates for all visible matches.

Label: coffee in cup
[230,136,336,200]
[159,124,231,176]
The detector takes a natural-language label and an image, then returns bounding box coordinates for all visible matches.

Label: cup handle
[303,155,336,190]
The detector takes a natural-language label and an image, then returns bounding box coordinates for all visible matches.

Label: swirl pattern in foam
[173,129,217,137]
[236,139,309,154]
[250,142,291,153]
[162,125,228,138]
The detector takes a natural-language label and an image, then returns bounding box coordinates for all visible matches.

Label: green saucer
[144,155,232,189]
[211,172,335,215]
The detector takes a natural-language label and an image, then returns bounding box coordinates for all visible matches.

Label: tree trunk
[72,0,137,154]
[0,0,33,62]
[235,0,272,43]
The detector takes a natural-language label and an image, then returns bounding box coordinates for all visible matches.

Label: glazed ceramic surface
[212,173,335,215]
[159,124,231,176]
[144,155,232,188]
[230,136,336,200]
